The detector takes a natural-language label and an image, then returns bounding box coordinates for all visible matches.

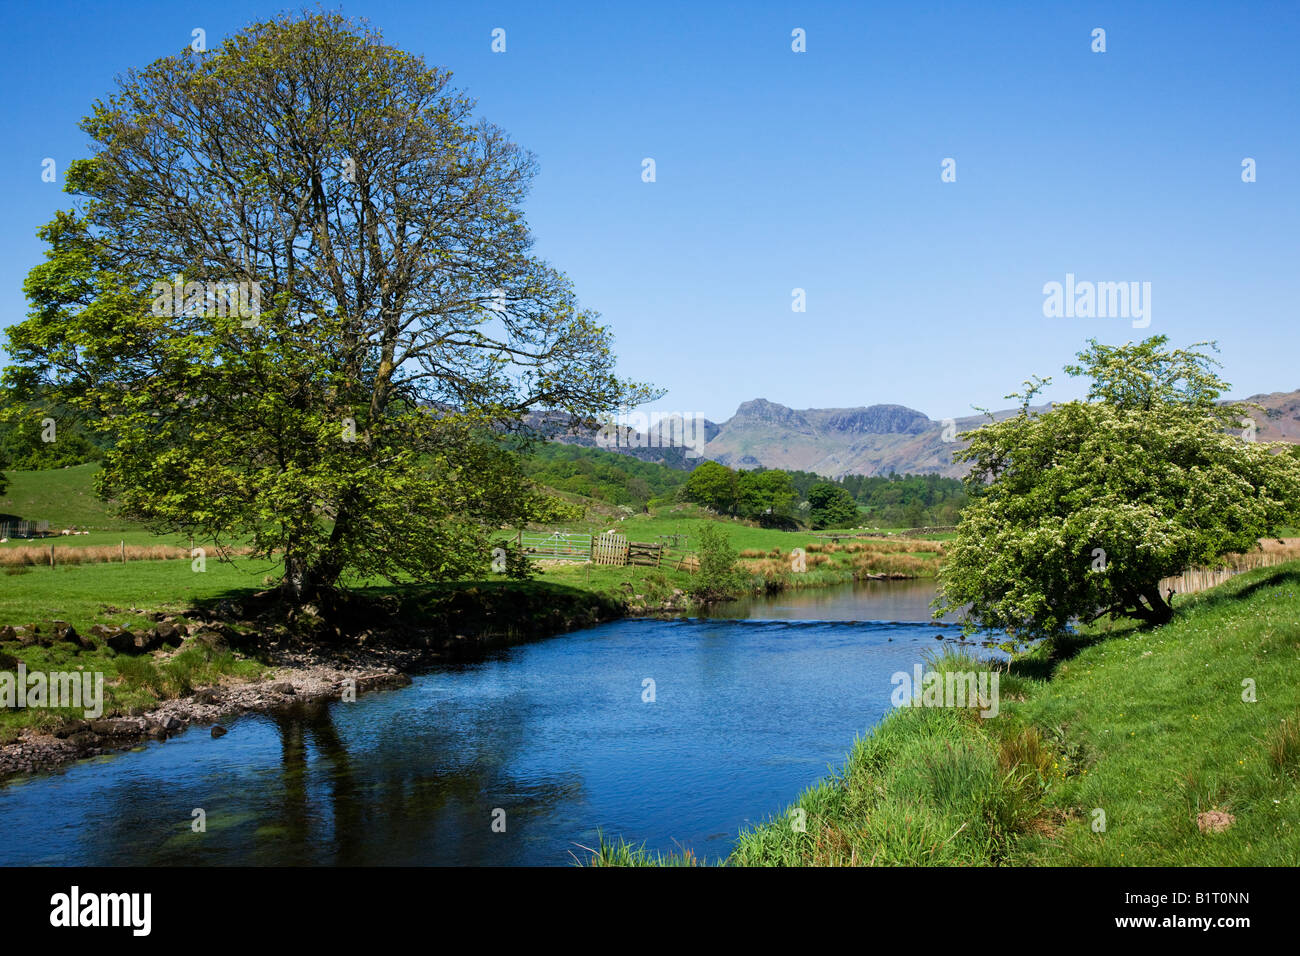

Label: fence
[0,519,50,540]
[592,531,628,566]
[1159,542,1300,598]
[627,540,665,567]
[516,530,687,570]
[518,531,593,562]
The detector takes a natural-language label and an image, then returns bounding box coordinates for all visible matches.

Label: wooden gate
[519,531,592,562]
[627,541,664,567]
[592,531,630,566]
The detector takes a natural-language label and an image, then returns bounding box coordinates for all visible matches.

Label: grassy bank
[591,561,1300,865]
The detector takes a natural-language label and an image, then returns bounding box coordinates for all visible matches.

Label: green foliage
[0,384,108,474]
[736,469,798,527]
[786,469,969,526]
[518,442,687,510]
[682,460,739,515]
[689,523,743,603]
[683,462,799,526]
[938,336,1300,637]
[0,414,102,472]
[5,12,651,603]
[806,482,860,529]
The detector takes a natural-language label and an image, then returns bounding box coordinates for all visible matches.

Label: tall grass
[729,651,1045,866]
[0,543,252,568]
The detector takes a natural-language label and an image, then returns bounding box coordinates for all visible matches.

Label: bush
[689,523,743,603]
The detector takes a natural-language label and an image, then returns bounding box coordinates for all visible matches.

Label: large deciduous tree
[936,336,1300,637]
[807,482,859,530]
[6,13,652,602]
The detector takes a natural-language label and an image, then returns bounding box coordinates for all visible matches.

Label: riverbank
[0,580,625,779]
[590,560,1300,865]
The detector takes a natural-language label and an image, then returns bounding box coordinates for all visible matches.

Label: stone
[154,621,183,648]
[211,725,228,739]
[193,629,229,654]
[104,627,140,654]
[1197,810,1235,834]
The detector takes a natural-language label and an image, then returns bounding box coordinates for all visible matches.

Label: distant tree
[0,414,102,471]
[626,477,653,511]
[0,387,104,471]
[937,336,1300,637]
[683,460,739,514]
[5,12,652,605]
[737,469,797,526]
[807,482,859,529]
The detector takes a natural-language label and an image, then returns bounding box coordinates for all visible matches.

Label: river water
[0,579,989,865]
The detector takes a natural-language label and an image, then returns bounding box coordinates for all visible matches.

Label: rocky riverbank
[0,660,413,778]
[1,581,627,780]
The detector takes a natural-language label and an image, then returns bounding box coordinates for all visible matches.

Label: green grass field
[1,556,282,632]
[0,462,194,550]
[1,463,132,532]
[0,464,947,636]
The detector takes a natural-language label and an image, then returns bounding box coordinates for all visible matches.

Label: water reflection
[703,577,953,623]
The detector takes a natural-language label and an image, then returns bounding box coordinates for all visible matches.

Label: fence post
[49,544,55,567]
[121,540,126,564]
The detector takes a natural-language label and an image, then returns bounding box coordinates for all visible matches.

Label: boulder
[50,623,85,648]
[154,621,183,648]
[104,629,143,658]
[192,629,229,654]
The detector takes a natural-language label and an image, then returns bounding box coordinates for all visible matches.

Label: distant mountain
[531,388,1300,478]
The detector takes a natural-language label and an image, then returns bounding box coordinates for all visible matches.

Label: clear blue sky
[1,0,1296,422]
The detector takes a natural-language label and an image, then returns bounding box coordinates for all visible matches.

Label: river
[0,579,992,865]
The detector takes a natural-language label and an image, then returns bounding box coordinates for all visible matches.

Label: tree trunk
[1141,587,1174,625]
[280,551,317,604]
